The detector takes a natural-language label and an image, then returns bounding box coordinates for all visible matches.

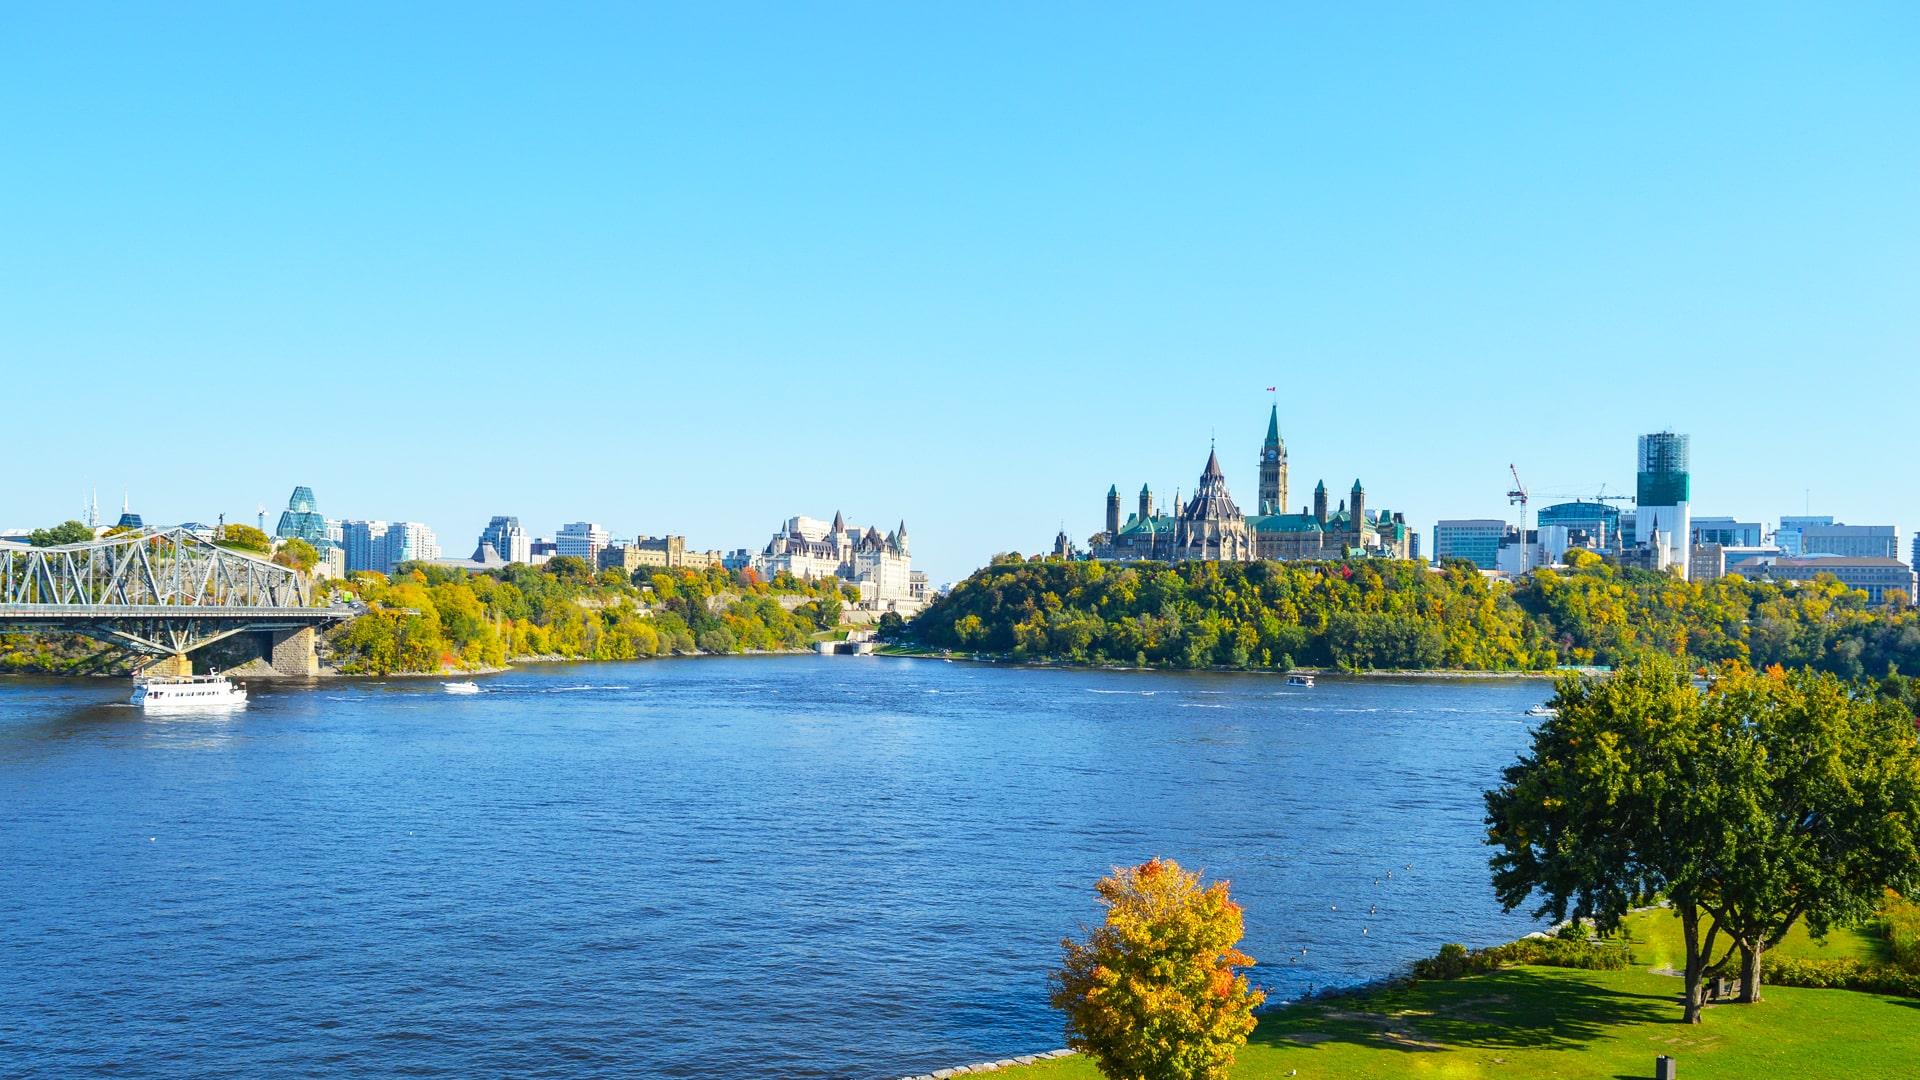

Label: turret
[1139,483,1154,523]
[896,520,910,555]
[1313,480,1328,524]
[1350,479,1366,533]
[1106,485,1121,537]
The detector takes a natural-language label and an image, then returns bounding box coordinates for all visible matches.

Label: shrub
[1412,936,1629,981]
[1050,858,1264,1080]
[1764,955,1920,998]
[1885,891,1920,972]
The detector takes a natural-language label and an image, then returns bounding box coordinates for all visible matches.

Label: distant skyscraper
[386,522,439,568]
[1636,432,1692,580]
[478,515,531,564]
[342,520,389,574]
[340,520,438,574]
[275,486,329,544]
[556,522,610,564]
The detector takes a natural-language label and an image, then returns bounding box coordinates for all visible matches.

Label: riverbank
[988,907,1914,1080]
[879,644,1576,680]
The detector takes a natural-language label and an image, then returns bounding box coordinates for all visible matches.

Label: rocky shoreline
[891,1049,1076,1079]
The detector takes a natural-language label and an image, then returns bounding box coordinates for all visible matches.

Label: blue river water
[0,656,1551,1079]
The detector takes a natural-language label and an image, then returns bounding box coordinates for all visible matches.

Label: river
[0,656,1551,1078]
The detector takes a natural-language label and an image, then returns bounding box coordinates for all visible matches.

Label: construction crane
[1507,466,1530,574]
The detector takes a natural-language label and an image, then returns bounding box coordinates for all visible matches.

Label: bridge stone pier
[144,653,194,677]
[268,627,320,677]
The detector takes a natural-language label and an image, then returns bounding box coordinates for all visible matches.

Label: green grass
[999,910,1916,1079]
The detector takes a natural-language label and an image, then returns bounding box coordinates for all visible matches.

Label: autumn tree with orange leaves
[1050,858,1264,1080]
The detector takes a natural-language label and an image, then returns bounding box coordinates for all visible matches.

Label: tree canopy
[28,520,95,546]
[1486,659,1920,1021]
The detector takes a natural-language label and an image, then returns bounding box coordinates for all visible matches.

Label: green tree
[29,520,95,546]
[543,555,592,583]
[1485,658,1722,1019]
[273,537,320,572]
[1050,858,1264,1080]
[1694,666,1920,1002]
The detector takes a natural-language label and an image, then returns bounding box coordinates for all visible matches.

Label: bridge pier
[142,653,193,677]
[268,627,319,677]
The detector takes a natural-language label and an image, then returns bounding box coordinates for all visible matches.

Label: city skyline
[4,7,1917,585]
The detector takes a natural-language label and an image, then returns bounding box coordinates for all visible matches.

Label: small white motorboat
[132,673,247,710]
[1525,703,1558,718]
[1287,673,1315,688]
[442,681,482,695]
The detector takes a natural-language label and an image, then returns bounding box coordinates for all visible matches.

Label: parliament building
[1089,407,1413,564]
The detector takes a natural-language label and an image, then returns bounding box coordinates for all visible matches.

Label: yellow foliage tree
[1050,858,1264,1080]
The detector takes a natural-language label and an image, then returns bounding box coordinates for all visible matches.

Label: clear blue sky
[4,5,1915,583]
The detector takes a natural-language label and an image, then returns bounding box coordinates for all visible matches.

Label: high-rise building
[275,486,328,544]
[386,522,440,568]
[556,522,610,564]
[1636,432,1692,579]
[477,515,531,564]
[1432,519,1509,569]
[342,520,389,574]
[341,519,438,574]
[1911,531,1919,572]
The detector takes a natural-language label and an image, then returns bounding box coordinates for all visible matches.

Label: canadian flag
[1266,385,1276,392]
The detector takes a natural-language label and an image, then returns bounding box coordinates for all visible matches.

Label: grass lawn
[997,910,1918,1079]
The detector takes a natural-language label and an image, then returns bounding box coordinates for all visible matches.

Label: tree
[216,523,274,554]
[273,537,320,572]
[1693,666,1920,1002]
[1488,658,1920,1020]
[1485,658,1720,1020]
[543,555,592,583]
[1050,858,1263,1080]
[876,611,907,641]
[29,520,95,546]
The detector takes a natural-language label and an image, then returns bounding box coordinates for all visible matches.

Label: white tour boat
[1525,703,1559,718]
[1287,673,1315,688]
[443,681,482,694]
[131,673,248,710]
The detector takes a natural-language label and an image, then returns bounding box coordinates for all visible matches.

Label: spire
[1352,479,1364,493]
[832,510,845,533]
[1264,404,1281,447]
[1107,484,1118,497]
[1202,448,1224,481]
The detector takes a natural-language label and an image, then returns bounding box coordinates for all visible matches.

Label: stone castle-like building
[1090,407,1412,563]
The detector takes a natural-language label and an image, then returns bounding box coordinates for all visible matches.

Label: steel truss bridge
[0,528,346,668]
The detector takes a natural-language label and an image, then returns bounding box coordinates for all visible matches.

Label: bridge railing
[0,528,313,610]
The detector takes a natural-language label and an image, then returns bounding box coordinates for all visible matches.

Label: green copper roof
[1249,513,1324,534]
[1264,405,1282,447]
[1108,485,1118,497]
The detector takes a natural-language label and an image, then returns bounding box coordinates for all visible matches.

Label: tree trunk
[1679,903,1705,1024]
[1738,940,1764,1003]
